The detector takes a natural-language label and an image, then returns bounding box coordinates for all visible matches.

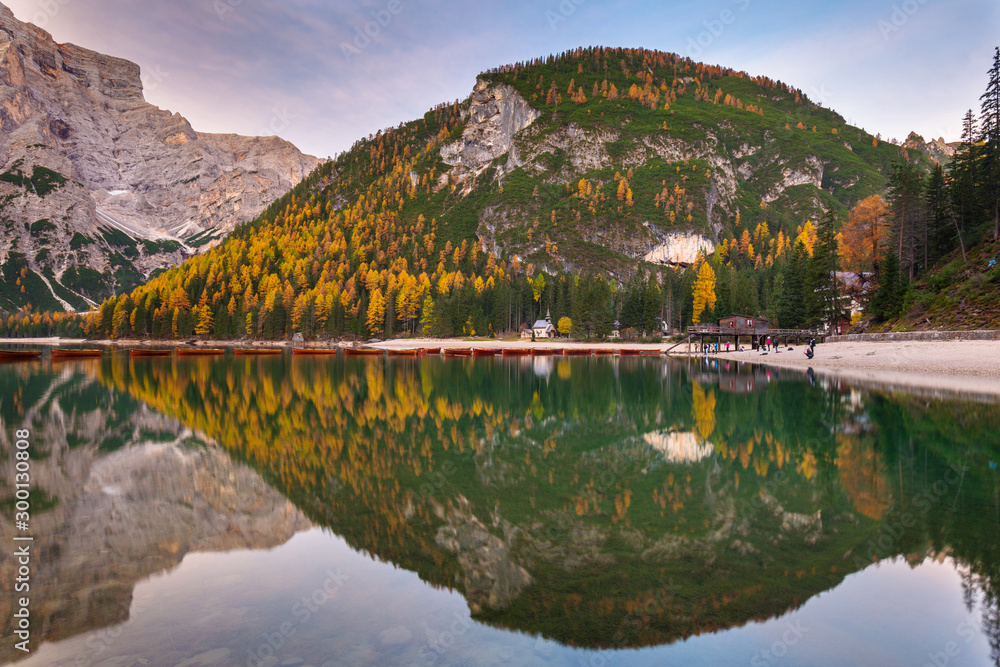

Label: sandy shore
[676,340,1000,398]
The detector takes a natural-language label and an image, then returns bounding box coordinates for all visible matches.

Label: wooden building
[717,314,770,334]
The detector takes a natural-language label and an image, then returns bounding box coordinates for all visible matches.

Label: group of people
[698,336,817,357]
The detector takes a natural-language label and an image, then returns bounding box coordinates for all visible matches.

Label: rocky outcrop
[904,131,957,164]
[643,231,716,266]
[435,496,532,614]
[0,4,321,310]
[440,80,540,175]
[763,155,824,203]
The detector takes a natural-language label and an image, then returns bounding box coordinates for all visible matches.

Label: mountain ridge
[0,3,321,313]
[78,45,931,341]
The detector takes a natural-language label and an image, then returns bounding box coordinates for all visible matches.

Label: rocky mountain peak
[0,4,322,312]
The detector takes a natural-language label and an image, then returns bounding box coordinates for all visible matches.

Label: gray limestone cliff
[0,4,321,310]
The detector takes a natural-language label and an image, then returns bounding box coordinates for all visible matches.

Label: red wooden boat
[388,348,423,357]
[531,348,562,356]
[130,349,171,358]
[594,349,616,356]
[294,348,340,356]
[234,348,283,356]
[640,350,663,357]
[444,348,473,357]
[500,348,530,357]
[619,349,643,356]
[343,348,383,356]
[0,349,43,360]
[176,348,226,356]
[51,349,103,359]
[562,348,593,356]
[472,348,498,357]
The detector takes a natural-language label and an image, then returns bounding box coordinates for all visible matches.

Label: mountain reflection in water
[1,355,998,665]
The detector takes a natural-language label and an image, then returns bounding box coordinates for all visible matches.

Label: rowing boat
[343,348,383,356]
[530,348,562,356]
[562,348,593,356]
[129,349,171,358]
[51,349,103,359]
[471,348,498,357]
[500,349,530,357]
[444,348,473,356]
[176,348,226,356]
[293,348,340,356]
[0,349,43,360]
[233,348,283,356]
[388,349,424,356]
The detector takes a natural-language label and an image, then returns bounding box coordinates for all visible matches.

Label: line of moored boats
[0,346,664,361]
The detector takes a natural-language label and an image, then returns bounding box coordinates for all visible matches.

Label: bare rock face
[440,80,540,175]
[0,4,321,310]
[643,231,716,266]
[904,131,957,164]
[434,496,532,614]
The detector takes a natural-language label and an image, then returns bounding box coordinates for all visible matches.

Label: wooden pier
[685,324,827,353]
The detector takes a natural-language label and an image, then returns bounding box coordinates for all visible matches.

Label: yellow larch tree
[691,261,717,324]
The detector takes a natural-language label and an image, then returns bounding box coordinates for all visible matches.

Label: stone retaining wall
[827,330,1000,343]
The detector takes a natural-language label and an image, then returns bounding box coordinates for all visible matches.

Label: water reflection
[1,355,999,665]
[0,361,310,663]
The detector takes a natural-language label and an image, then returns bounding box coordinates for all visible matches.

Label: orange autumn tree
[841,195,889,273]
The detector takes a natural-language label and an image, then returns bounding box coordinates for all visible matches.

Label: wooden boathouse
[681,314,826,352]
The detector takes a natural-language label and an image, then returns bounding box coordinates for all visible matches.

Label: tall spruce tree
[776,242,809,328]
[870,249,906,322]
[924,164,964,264]
[949,110,981,243]
[886,162,925,280]
[808,210,847,329]
[981,46,1000,241]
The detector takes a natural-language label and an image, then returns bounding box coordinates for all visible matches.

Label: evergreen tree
[924,164,963,265]
[886,162,925,280]
[869,249,906,322]
[949,110,983,244]
[980,46,1000,241]
[807,210,846,329]
[777,242,808,328]
[641,273,662,335]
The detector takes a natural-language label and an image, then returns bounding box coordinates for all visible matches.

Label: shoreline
[4,336,1000,397]
[674,339,1000,398]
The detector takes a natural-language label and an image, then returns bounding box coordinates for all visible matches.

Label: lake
[1,353,998,666]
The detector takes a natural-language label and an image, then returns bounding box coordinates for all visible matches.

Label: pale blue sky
[5,0,998,158]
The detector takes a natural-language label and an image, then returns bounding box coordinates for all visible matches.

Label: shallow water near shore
[1,354,998,666]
